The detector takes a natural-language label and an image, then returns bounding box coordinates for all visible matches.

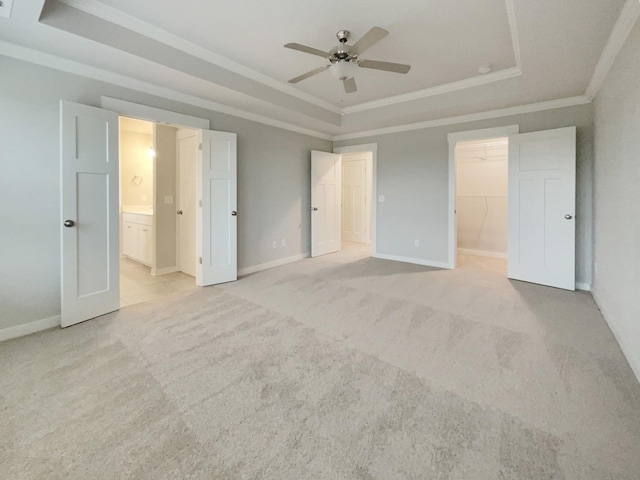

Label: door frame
[333,143,378,255]
[102,97,210,286]
[447,125,519,269]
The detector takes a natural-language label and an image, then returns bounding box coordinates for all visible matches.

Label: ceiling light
[147,147,156,158]
[478,65,493,74]
[330,61,358,81]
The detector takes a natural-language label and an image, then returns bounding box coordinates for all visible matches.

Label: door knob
[63,220,75,227]
[231,211,237,216]
[312,207,318,211]
[177,210,183,215]
[564,214,573,220]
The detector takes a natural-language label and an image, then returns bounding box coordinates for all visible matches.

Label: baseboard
[576,282,592,292]
[373,253,450,270]
[457,248,507,259]
[592,289,640,383]
[238,253,308,277]
[151,266,179,276]
[0,315,60,343]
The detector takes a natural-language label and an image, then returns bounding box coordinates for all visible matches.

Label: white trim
[505,0,522,68]
[576,282,591,292]
[151,266,179,276]
[373,253,450,270]
[104,97,209,130]
[341,67,522,115]
[585,0,640,100]
[448,124,519,269]
[0,316,60,343]
[333,143,378,256]
[238,253,308,277]
[457,248,507,259]
[58,0,341,114]
[333,96,589,141]
[592,289,640,383]
[0,40,333,141]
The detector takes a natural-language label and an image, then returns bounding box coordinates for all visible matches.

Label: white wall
[456,140,508,256]
[335,104,594,283]
[593,20,640,379]
[120,130,153,209]
[0,55,331,331]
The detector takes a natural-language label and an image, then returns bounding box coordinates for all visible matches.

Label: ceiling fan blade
[284,43,330,58]
[350,27,389,56]
[358,59,411,74]
[343,76,357,93]
[288,65,330,84]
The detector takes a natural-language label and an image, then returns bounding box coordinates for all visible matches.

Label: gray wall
[0,56,331,331]
[335,104,594,287]
[153,124,178,271]
[593,21,640,378]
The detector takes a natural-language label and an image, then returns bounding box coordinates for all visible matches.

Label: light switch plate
[0,0,14,18]
[378,195,386,203]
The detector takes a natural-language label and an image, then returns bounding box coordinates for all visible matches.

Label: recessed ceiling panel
[96,0,517,106]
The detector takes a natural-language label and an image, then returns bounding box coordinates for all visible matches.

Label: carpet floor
[1,245,639,479]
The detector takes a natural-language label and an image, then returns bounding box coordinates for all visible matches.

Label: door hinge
[199,257,203,264]
[199,143,203,151]
[199,199,202,207]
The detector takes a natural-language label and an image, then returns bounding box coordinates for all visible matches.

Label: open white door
[60,101,120,327]
[508,127,576,290]
[197,130,237,286]
[311,150,341,257]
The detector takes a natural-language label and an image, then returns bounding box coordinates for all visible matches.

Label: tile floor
[120,258,197,307]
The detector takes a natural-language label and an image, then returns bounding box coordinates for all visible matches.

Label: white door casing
[508,126,576,290]
[197,130,237,286]
[177,131,197,277]
[311,150,341,257]
[342,157,368,243]
[60,100,120,327]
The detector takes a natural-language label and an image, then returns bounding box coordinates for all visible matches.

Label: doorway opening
[341,151,373,257]
[454,137,508,274]
[118,116,199,307]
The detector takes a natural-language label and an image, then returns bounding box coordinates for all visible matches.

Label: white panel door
[311,150,341,257]
[342,158,367,243]
[197,130,237,286]
[508,127,576,290]
[178,132,197,277]
[60,100,119,327]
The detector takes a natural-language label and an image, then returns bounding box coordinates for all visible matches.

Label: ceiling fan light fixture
[330,60,358,81]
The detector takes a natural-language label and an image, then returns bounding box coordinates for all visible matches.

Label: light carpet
[1,245,639,479]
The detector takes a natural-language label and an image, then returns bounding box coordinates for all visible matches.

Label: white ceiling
[0,0,632,138]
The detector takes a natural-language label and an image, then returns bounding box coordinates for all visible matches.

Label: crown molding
[0,40,333,140]
[333,96,591,141]
[585,0,640,101]
[341,67,522,115]
[58,0,341,115]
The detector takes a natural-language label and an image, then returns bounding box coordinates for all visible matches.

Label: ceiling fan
[285,27,411,94]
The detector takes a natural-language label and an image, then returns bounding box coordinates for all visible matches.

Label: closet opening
[454,137,508,273]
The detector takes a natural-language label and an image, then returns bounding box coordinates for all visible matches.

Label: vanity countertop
[122,208,153,216]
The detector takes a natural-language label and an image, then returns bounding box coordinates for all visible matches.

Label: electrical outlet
[414,239,420,247]
[0,0,14,18]
[272,241,277,249]
[378,195,386,203]
[281,239,286,247]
